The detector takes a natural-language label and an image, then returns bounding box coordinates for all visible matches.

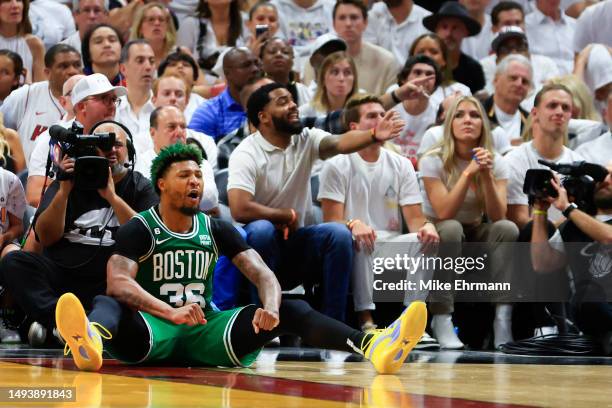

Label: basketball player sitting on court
[54,143,427,374]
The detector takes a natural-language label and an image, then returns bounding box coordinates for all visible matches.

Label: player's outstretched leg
[55,293,111,371]
[360,301,427,374]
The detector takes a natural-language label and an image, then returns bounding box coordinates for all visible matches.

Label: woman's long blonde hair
[0,113,12,164]
[130,3,177,58]
[422,96,494,211]
[312,51,358,113]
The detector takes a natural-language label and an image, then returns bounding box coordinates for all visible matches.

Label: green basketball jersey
[134,208,218,312]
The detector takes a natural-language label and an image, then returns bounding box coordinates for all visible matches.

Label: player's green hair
[150,143,203,194]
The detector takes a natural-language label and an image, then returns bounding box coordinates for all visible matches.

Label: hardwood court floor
[0,346,611,407]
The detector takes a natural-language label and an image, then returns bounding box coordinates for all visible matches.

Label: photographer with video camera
[531,162,612,352]
[0,74,159,346]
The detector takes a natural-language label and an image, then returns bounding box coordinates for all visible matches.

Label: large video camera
[49,122,115,190]
[523,160,609,215]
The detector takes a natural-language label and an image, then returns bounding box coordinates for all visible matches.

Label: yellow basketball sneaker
[55,293,111,372]
[361,301,427,374]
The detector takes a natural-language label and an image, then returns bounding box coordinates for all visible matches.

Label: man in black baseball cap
[422,1,485,94]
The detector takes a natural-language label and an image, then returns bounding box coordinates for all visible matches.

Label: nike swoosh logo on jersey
[155,237,171,245]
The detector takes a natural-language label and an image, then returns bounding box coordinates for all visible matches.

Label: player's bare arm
[232,249,282,332]
[106,254,206,326]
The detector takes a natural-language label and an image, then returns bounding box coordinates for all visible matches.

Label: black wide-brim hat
[422,1,482,37]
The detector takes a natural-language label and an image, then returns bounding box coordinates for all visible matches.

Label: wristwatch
[562,203,578,218]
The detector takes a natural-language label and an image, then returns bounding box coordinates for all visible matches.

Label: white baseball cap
[71,73,127,106]
[309,33,346,57]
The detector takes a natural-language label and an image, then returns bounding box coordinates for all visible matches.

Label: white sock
[495,304,513,321]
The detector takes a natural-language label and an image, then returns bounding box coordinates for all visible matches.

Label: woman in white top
[299,51,358,117]
[409,33,471,109]
[0,0,44,83]
[176,0,245,72]
[260,38,310,107]
[419,95,519,350]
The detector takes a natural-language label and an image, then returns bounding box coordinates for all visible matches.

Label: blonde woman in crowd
[299,51,358,117]
[0,113,24,174]
[419,95,518,350]
[130,2,177,64]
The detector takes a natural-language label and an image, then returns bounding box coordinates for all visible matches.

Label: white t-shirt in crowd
[575,132,612,167]
[135,148,219,211]
[573,0,612,52]
[461,15,494,61]
[363,1,431,65]
[567,119,608,150]
[0,167,26,233]
[0,81,65,166]
[228,128,328,227]
[318,148,422,235]
[167,0,199,22]
[419,152,510,225]
[61,32,82,55]
[505,140,584,222]
[417,125,512,158]
[525,7,576,74]
[390,101,437,166]
[270,0,335,71]
[29,0,76,49]
[186,129,218,172]
[495,105,522,141]
[185,93,207,124]
[114,95,156,156]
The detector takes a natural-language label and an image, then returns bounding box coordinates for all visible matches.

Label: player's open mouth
[187,191,199,200]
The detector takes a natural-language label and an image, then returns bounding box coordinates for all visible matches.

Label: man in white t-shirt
[114,40,156,153]
[0,44,82,166]
[459,0,494,61]
[227,82,404,322]
[525,0,576,74]
[318,94,439,331]
[390,55,439,168]
[135,106,218,214]
[26,74,85,208]
[62,0,110,54]
[482,54,531,143]
[506,84,585,229]
[363,0,431,65]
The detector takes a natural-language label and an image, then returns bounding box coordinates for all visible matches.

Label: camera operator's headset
[90,119,136,169]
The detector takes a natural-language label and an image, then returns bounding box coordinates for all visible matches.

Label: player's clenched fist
[170,303,207,326]
[252,308,280,334]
